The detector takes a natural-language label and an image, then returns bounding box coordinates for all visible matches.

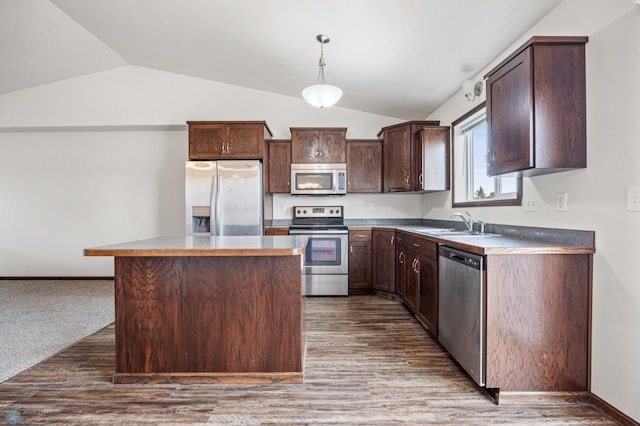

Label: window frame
[451,102,522,208]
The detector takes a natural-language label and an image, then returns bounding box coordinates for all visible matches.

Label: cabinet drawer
[349,229,372,242]
[264,227,289,236]
[397,232,437,259]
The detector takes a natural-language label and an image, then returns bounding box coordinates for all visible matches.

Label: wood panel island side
[84,235,307,384]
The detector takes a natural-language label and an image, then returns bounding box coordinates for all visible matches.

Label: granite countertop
[390,225,594,255]
[84,235,307,257]
[276,218,594,255]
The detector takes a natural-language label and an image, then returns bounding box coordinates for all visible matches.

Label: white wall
[272,193,423,221]
[0,67,402,276]
[424,1,640,421]
[0,130,186,275]
[0,66,401,138]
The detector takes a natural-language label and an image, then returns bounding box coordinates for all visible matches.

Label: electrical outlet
[556,193,568,212]
[367,203,374,213]
[627,187,640,211]
[523,197,538,212]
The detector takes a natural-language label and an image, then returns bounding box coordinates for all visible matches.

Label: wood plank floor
[0,295,619,425]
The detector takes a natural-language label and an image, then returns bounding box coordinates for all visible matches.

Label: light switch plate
[627,187,640,211]
[556,193,568,212]
[523,197,538,212]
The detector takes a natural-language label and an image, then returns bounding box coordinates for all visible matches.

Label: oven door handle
[289,229,348,235]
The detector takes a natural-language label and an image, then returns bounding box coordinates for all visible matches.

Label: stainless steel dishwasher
[438,246,485,386]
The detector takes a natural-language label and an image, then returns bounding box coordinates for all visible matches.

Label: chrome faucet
[451,211,474,231]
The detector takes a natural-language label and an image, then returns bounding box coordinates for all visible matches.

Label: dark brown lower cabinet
[348,230,372,294]
[395,244,406,300]
[113,255,303,383]
[403,253,420,312]
[485,253,591,393]
[396,231,438,335]
[416,252,437,336]
[372,229,395,293]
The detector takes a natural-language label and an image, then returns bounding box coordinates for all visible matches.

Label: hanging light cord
[316,41,327,85]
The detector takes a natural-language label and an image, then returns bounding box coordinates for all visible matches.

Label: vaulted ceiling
[0,0,564,119]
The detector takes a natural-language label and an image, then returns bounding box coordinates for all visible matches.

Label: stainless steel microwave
[290,163,347,195]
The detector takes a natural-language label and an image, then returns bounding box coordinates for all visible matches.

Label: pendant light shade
[302,34,342,108]
[302,84,343,108]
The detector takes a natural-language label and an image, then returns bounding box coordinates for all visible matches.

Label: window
[452,102,521,207]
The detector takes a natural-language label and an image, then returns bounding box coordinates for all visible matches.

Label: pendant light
[302,34,343,108]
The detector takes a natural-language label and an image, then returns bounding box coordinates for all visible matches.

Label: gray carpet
[0,279,114,383]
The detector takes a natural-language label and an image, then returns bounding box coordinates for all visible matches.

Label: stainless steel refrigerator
[185,160,263,236]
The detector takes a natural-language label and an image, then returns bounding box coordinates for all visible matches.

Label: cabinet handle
[350,245,353,254]
[413,259,420,273]
[226,142,230,153]
[399,251,405,263]
[486,149,493,165]
[405,176,410,184]
[356,234,366,238]
[391,236,395,245]
[419,174,423,185]
[412,243,420,248]
[221,142,226,153]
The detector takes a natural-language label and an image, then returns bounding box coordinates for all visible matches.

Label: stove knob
[303,209,307,214]
[329,209,334,214]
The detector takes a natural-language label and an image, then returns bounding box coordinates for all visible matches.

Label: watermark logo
[5,411,21,425]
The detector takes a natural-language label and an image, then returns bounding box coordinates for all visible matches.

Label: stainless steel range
[288,206,348,296]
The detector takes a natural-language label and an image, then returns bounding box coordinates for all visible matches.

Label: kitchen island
[84,235,307,384]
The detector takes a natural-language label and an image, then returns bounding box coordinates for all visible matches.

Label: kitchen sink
[407,227,499,237]
[406,227,452,233]
[429,230,500,237]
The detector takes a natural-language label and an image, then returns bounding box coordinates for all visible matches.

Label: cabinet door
[267,140,291,193]
[486,48,533,175]
[421,127,450,191]
[418,253,438,335]
[347,140,382,193]
[404,253,420,313]
[372,230,395,293]
[189,122,267,160]
[189,123,227,159]
[227,123,265,158]
[348,241,372,293]
[395,245,406,300]
[318,129,346,163]
[383,126,411,192]
[291,130,319,163]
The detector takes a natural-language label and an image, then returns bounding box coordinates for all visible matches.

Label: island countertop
[84,235,307,257]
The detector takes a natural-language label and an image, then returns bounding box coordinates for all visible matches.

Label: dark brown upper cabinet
[484,36,588,176]
[266,139,291,193]
[378,121,444,192]
[290,128,347,163]
[419,126,450,192]
[346,140,382,193]
[188,121,272,160]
